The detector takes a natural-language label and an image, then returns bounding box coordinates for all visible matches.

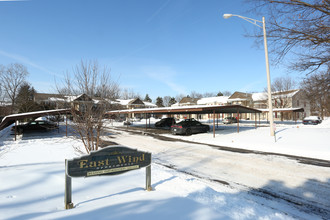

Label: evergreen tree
[16,83,42,113]
[144,94,152,102]
[217,92,223,96]
[155,96,164,107]
[16,82,35,104]
[169,97,177,106]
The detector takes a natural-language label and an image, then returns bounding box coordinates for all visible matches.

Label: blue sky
[0,0,301,101]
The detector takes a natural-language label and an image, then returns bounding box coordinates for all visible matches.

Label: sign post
[64,160,74,209]
[65,146,152,209]
[146,165,152,191]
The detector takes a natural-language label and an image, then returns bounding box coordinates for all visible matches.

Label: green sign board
[65,145,152,209]
[66,146,152,177]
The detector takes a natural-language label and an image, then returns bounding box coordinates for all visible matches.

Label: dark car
[302,116,322,125]
[155,117,176,127]
[11,120,58,134]
[223,117,238,124]
[171,119,209,135]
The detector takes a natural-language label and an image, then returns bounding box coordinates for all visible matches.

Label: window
[297,100,300,106]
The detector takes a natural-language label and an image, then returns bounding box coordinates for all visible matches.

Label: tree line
[0,61,329,118]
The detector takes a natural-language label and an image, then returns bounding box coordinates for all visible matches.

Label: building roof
[143,101,157,108]
[272,89,300,99]
[197,96,229,105]
[252,92,268,101]
[0,109,71,131]
[107,104,261,115]
[179,97,200,105]
[34,93,65,102]
[258,107,304,113]
[228,92,253,101]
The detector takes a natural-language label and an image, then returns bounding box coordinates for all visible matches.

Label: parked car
[302,116,322,125]
[11,120,58,134]
[123,120,132,125]
[223,117,238,124]
[155,117,176,127]
[171,118,209,135]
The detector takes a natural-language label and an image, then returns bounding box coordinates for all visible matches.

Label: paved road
[105,127,330,219]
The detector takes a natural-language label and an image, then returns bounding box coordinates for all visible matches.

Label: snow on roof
[49,97,66,102]
[272,89,300,99]
[258,107,304,112]
[227,98,249,102]
[143,101,157,107]
[64,95,78,102]
[109,104,236,113]
[252,92,268,101]
[116,99,134,105]
[197,96,229,105]
[1,109,70,122]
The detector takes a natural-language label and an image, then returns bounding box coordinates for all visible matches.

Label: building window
[297,100,299,106]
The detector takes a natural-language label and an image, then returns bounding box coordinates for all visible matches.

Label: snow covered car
[11,120,58,134]
[302,116,322,125]
[155,117,176,127]
[171,119,209,135]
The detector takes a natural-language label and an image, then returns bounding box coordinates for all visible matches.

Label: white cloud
[142,65,187,95]
[0,50,62,78]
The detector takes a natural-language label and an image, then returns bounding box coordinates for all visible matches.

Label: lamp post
[223,14,275,136]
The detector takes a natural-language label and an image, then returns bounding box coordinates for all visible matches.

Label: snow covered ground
[111,118,330,160]
[0,118,329,219]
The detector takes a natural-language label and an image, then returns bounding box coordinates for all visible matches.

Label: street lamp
[223,13,275,136]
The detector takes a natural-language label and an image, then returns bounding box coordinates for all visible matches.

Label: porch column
[15,120,17,141]
[213,110,215,138]
[66,111,68,137]
[255,113,257,129]
[237,108,240,133]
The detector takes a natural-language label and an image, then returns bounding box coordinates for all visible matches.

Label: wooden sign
[65,145,152,209]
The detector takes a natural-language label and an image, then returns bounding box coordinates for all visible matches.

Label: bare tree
[271,76,297,92]
[203,92,217,97]
[163,96,171,107]
[247,0,330,73]
[0,65,3,101]
[189,91,203,99]
[175,93,186,104]
[57,60,120,154]
[265,76,298,120]
[223,91,232,96]
[0,63,29,113]
[300,69,330,118]
[120,88,140,100]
